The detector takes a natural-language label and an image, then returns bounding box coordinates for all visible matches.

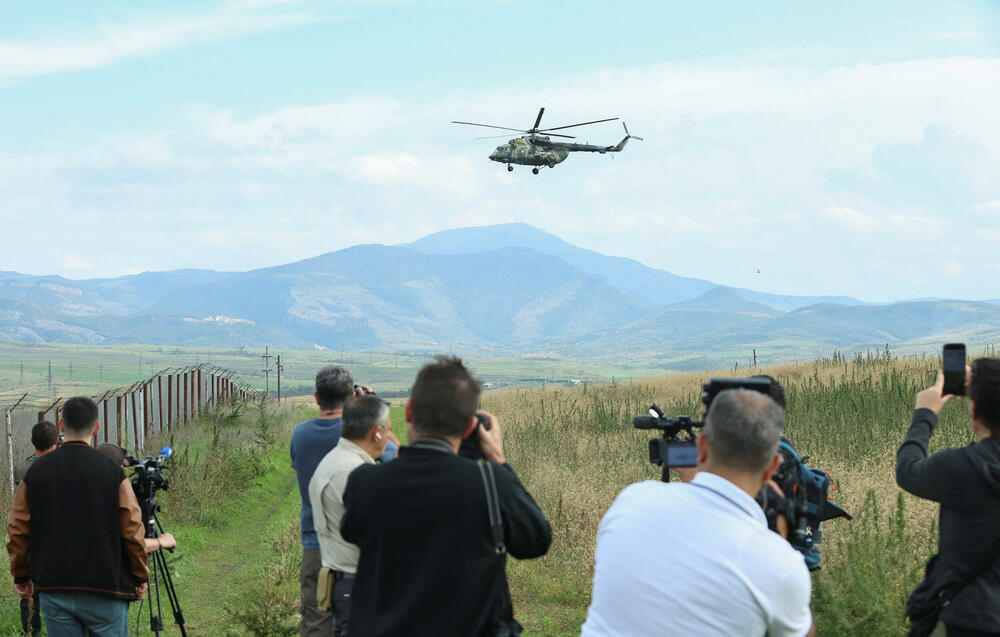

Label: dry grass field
[489,350,971,635]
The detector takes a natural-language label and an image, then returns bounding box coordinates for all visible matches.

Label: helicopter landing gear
[532,168,539,175]
[507,165,513,172]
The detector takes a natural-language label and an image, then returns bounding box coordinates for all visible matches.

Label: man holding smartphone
[897,356,1000,636]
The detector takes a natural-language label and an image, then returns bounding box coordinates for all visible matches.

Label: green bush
[812,490,936,636]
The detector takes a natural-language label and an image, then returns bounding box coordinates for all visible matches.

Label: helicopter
[452,107,642,174]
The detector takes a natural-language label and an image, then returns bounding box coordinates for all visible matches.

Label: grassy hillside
[0,352,984,635]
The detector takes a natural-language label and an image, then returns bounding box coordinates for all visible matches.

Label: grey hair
[703,389,784,473]
[315,365,354,410]
[342,395,390,441]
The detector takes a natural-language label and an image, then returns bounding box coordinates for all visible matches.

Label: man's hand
[136,582,148,600]
[158,533,177,550]
[14,580,32,598]
[915,370,955,415]
[476,410,506,464]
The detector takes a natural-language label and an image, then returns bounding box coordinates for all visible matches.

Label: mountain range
[2,223,998,369]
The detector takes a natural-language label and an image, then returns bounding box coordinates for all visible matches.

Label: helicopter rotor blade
[474,134,519,140]
[531,107,545,131]
[452,121,527,132]
[538,117,619,132]
[538,133,575,139]
[623,122,644,140]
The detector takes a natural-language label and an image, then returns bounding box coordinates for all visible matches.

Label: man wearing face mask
[308,395,392,636]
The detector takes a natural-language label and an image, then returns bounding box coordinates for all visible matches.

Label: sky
[1,0,999,303]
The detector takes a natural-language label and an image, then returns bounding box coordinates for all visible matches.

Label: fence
[1,363,258,492]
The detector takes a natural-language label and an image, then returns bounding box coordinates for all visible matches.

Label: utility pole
[18,361,23,386]
[276,355,283,402]
[69,363,73,379]
[100,360,103,382]
[261,347,273,398]
[7,393,27,492]
[47,360,52,395]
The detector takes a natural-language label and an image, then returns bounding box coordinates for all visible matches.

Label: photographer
[897,362,1000,636]
[96,443,177,554]
[5,396,148,636]
[340,356,552,637]
[291,366,399,636]
[582,389,814,637]
[308,395,392,636]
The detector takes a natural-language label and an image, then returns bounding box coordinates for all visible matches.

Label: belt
[332,570,354,582]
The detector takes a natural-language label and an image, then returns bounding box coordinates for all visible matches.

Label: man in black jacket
[897,360,1000,636]
[6,396,149,636]
[341,356,552,637]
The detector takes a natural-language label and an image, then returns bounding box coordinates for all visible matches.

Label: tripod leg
[154,549,189,637]
[149,547,165,634]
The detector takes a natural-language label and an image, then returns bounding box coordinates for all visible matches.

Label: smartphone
[942,343,966,396]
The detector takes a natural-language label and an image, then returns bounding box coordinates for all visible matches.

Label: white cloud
[821,206,879,231]
[59,254,96,273]
[0,1,322,81]
[974,200,1000,215]
[4,55,1000,302]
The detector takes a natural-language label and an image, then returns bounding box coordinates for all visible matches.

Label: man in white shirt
[308,395,391,636]
[581,389,815,637]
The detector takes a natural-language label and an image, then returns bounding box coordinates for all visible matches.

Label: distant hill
[1,223,998,367]
[403,223,864,310]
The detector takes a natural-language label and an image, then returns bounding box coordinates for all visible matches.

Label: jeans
[39,591,129,637]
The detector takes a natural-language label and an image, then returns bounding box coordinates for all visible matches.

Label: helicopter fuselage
[488,134,632,170]
[489,137,569,167]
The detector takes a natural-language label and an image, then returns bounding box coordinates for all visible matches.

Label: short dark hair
[96,443,126,467]
[342,396,390,441]
[750,374,787,409]
[61,396,98,434]
[31,421,57,451]
[315,366,354,411]
[970,358,1000,433]
[704,389,784,473]
[410,356,481,437]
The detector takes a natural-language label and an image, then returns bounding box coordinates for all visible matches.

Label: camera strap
[478,462,506,554]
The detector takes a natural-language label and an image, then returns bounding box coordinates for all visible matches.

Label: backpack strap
[478,462,506,555]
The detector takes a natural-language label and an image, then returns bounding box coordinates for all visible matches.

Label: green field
[0,349,983,636]
[0,342,667,406]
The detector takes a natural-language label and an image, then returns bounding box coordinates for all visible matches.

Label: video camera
[633,377,851,570]
[633,377,774,480]
[126,447,174,504]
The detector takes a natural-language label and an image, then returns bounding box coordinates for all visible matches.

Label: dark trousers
[947,625,1000,637]
[332,573,354,637]
[300,549,333,637]
[20,591,41,636]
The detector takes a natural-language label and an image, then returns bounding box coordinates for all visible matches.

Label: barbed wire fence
[0,363,258,493]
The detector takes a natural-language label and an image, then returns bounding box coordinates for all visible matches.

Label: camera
[634,377,775,480]
[634,377,851,570]
[127,446,174,503]
[459,413,491,460]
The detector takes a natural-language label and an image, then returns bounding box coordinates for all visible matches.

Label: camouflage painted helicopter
[453,107,642,174]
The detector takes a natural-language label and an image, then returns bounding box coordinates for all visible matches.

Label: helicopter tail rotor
[623,122,644,141]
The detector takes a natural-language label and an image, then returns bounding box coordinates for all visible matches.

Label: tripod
[138,495,188,635]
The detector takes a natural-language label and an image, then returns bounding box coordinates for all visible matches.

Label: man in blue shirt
[291,366,397,637]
